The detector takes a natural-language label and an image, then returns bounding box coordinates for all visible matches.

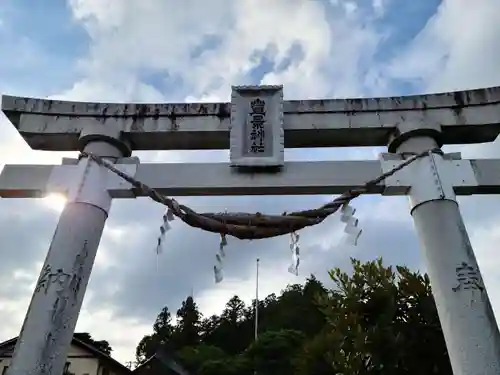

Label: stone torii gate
[2,85,500,375]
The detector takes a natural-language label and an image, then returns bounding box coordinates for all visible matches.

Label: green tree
[172,296,202,348]
[74,332,112,356]
[153,306,175,339]
[221,295,246,324]
[294,330,337,375]
[302,258,452,375]
[177,344,227,373]
[135,334,160,364]
[199,356,252,375]
[246,329,305,375]
[135,306,174,363]
[258,277,326,336]
[200,314,220,341]
[205,296,250,354]
[134,258,452,375]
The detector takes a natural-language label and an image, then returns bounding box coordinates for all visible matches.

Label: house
[0,335,132,375]
[133,349,191,375]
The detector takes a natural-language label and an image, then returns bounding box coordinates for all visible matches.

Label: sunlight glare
[41,193,68,212]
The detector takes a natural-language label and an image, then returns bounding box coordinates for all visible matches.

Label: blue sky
[0,0,442,99]
[0,0,87,95]
[1,0,500,366]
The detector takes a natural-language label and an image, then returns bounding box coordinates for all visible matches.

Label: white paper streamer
[214,233,228,283]
[155,208,175,254]
[288,232,300,276]
[341,204,362,246]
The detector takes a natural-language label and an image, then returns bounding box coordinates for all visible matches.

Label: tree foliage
[74,332,113,356]
[135,258,452,374]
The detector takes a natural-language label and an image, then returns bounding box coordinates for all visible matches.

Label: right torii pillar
[387,123,500,375]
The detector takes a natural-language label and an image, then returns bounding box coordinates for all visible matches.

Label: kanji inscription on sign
[249,98,266,154]
[230,85,284,168]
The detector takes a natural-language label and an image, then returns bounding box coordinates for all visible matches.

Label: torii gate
[2,85,500,375]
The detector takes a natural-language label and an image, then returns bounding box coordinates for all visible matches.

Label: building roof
[133,348,191,375]
[0,334,132,374]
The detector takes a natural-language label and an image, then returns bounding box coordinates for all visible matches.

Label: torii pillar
[6,126,131,375]
[385,124,500,375]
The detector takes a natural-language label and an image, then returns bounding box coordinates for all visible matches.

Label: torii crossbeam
[3,85,500,375]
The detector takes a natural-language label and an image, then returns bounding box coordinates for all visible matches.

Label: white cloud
[372,0,387,17]
[196,260,298,318]
[65,0,386,101]
[387,0,500,93]
[53,78,166,103]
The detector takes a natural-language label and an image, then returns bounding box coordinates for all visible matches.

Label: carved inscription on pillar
[452,261,484,293]
[230,85,284,168]
[35,265,71,294]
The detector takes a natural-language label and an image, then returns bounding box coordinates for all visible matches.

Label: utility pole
[255,258,260,341]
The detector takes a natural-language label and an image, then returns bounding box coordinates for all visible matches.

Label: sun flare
[41,193,68,212]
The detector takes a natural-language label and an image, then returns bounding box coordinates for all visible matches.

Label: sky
[1,0,500,366]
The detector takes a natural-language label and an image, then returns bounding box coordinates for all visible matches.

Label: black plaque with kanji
[248,98,266,154]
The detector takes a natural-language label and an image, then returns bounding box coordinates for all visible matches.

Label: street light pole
[255,258,260,341]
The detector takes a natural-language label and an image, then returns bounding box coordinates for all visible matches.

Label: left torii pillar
[6,127,131,375]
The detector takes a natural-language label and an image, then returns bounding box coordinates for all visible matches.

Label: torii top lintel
[2,86,500,152]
